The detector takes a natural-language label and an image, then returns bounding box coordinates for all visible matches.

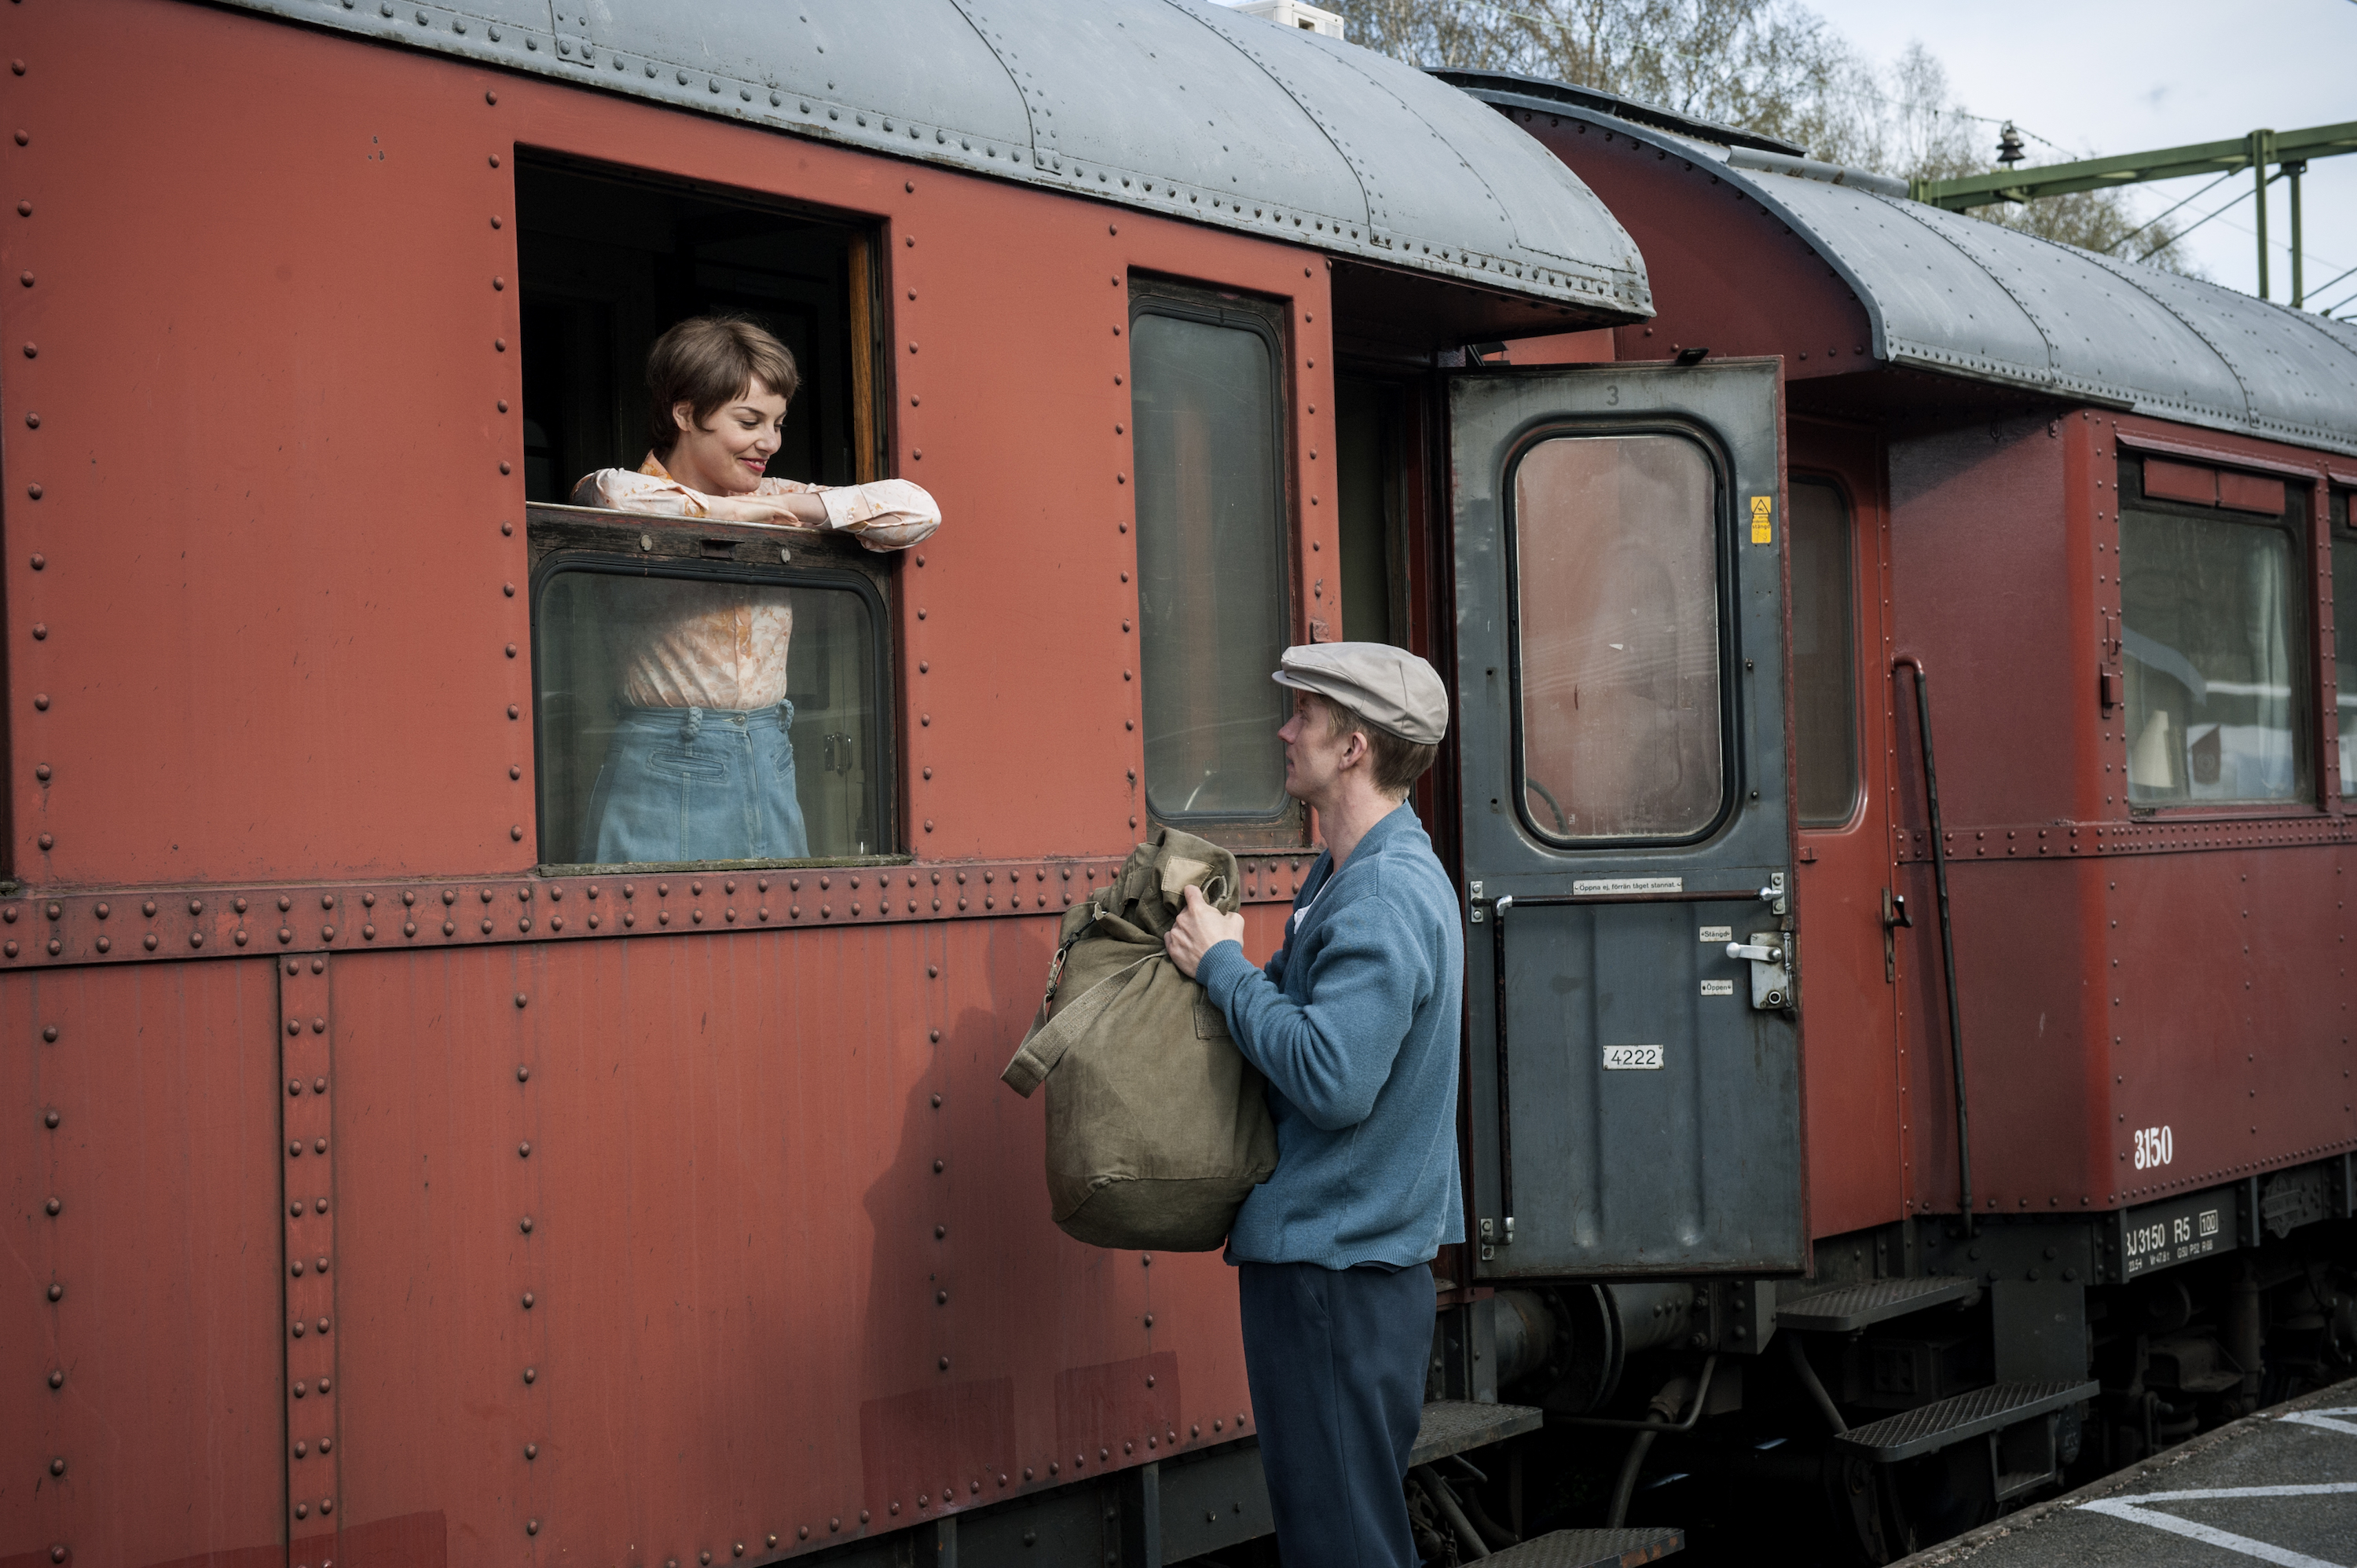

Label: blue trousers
[1238,1260,1433,1568]
[582,702,809,863]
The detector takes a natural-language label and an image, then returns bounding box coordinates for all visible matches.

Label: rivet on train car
[32,694,47,710]
[45,1196,59,1216]
[32,764,48,782]
[495,339,507,353]
[27,548,40,563]
[21,343,34,358]
[48,1368,63,1389]
[47,1282,62,1301]
[526,1520,539,1537]
[36,833,51,850]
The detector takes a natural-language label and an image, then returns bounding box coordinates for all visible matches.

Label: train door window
[1511,434,1725,842]
[1789,478,1859,826]
[518,156,895,867]
[2334,490,2355,796]
[2119,458,2310,806]
[1130,281,1296,837]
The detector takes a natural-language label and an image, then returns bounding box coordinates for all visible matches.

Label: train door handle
[1728,933,1792,1010]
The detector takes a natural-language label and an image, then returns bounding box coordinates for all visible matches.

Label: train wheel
[1892,1444,1994,1545]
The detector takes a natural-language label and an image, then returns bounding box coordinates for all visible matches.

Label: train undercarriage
[1455,1157,2357,1564]
[768,1159,2353,1568]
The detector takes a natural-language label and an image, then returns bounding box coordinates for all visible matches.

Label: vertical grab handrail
[1893,655,1973,1236]
[1491,896,1516,1235]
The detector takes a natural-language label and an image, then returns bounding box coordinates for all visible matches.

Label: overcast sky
[1805,0,2357,313]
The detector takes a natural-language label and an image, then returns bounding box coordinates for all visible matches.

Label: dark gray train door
[1452,359,1804,1278]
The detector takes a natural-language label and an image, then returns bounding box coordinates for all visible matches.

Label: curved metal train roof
[216,0,1650,320]
[1453,73,2357,457]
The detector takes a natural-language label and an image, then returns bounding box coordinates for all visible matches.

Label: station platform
[1897,1379,2357,1568]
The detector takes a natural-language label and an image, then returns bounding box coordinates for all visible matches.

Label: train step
[1478,1526,1684,1567]
[1775,1274,1980,1332]
[1831,1379,2099,1463]
[1410,1399,1545,1466]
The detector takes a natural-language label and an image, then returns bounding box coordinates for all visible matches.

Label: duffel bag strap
[1000,953,1152,1097]
[1040,899,1103,1009]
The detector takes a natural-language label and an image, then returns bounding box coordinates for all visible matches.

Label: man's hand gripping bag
[1001,826,1278,1251]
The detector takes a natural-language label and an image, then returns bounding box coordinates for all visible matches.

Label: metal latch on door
[1725,934,1791,1010]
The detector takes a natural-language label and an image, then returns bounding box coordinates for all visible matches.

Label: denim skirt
[581,702,810,863]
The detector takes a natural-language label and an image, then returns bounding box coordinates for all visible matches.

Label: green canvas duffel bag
[1001,826,1278,1251]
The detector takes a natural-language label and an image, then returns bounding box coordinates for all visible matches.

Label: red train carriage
[1446,71,2357,1556]
[1,4,1670,1567]
[8,0,2354,1563]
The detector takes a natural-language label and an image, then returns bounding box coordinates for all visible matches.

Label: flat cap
[1272,643,1450,746]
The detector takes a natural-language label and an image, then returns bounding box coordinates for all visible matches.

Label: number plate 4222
[1603,1044,1664,1071]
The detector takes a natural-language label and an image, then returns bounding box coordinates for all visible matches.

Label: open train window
[516,156,879,498]
[1509,432,1726,843]
[1789,478,1859,827]
[2334,490,2355,797]
[518,156,896,868]
[1130,280,1300,844]
[2120,457,2311,808]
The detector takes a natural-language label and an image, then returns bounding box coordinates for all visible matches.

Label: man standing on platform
[1164,643,1464,1568]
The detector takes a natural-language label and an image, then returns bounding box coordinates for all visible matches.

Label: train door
[1451,360,1805,1277]
[1789,427,1912,1240]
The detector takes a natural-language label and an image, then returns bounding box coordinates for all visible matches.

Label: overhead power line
[2107,167,2238,255]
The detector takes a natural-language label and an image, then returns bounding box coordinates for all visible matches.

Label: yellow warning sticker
[1750,493,1774,544]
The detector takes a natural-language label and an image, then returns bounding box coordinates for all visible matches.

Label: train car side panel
[2,0,530,885]
[328,914,1270,1565]
[0,961,284,1568]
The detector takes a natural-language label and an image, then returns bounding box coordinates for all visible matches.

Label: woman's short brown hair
[646,313,800,456]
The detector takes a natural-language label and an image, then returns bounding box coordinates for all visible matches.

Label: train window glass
[1131,284,1293,828]
[533,562,887,866]
[1512,434,1723,841]
[2120,463,2310,806]
[1789,479,1859,826]
[2335,491,2355,795]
